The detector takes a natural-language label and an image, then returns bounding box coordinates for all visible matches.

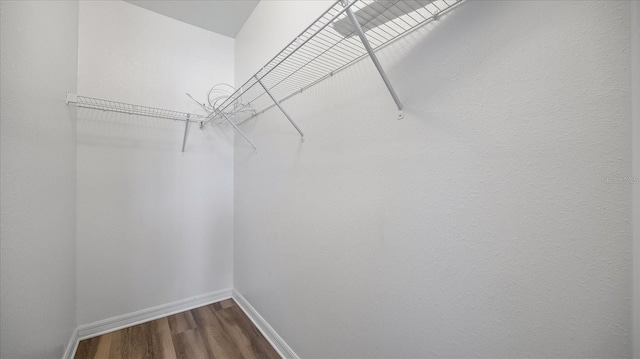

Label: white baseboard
[62,327,79,359]
[232,289,299,359]
[77,288,232,340]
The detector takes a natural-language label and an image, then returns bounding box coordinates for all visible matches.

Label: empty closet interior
[1,0,637,358]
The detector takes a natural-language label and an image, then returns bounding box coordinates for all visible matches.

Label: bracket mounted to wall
[254,75,305,142]
[340,0,404,119]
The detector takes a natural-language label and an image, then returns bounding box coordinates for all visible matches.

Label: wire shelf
[206,0,462,125]
[70,94,205,123]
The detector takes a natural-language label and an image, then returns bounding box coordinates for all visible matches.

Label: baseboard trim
[232,289,299,359]
[62,327,79,359]
[77,288,232,340]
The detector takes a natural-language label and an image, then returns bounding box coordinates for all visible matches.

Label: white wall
[233,1,633,358]
[632,1,640,357]
[76,0,234,325]
[0,1,79,358]
[234,0,331,86]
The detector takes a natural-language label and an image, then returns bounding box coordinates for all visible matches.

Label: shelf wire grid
[207,0,462,125]
[75,95,205,123]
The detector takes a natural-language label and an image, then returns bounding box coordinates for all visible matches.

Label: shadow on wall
[385,1,537,108]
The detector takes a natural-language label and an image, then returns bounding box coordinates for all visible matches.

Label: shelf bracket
[181,114,190,152]
[254,75,305,142]
[66,91,77,105]
[342,0,404,118]
[217,110,257,151]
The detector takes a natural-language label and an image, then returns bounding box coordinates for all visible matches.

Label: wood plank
[213,305,260,359]
[140,318,178,359]
[93,332,112,359]
[167,311,197,335]
[219,299,235,309]
[226,305,281,359]
[75,336,100,359]
[127,321,155,358]
[191,305,244,359]
[107,329,125,359]
[172,328,209,359]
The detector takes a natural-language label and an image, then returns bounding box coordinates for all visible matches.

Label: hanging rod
[203,0,463,129]
[66,92,204,152]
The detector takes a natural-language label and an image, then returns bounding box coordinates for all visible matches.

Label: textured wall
[0,1,79,357]
[233,1,633,357]
[76,0,234,326]
[632,2,640,357]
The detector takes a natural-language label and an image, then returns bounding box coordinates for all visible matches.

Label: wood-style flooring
[74,299,280,359]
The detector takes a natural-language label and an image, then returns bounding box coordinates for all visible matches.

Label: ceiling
[125,0,260,38]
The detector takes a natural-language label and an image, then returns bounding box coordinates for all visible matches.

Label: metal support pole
[343,1,404,117]
[254,75,305,141]
[181,114,190,152]
[218,110,257,151]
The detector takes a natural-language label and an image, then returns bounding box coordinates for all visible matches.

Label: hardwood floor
[74,299,280,359]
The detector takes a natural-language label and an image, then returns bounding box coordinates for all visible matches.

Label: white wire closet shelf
[204,0,463,137]
[66,92,204,152]
[66,92,205,123]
